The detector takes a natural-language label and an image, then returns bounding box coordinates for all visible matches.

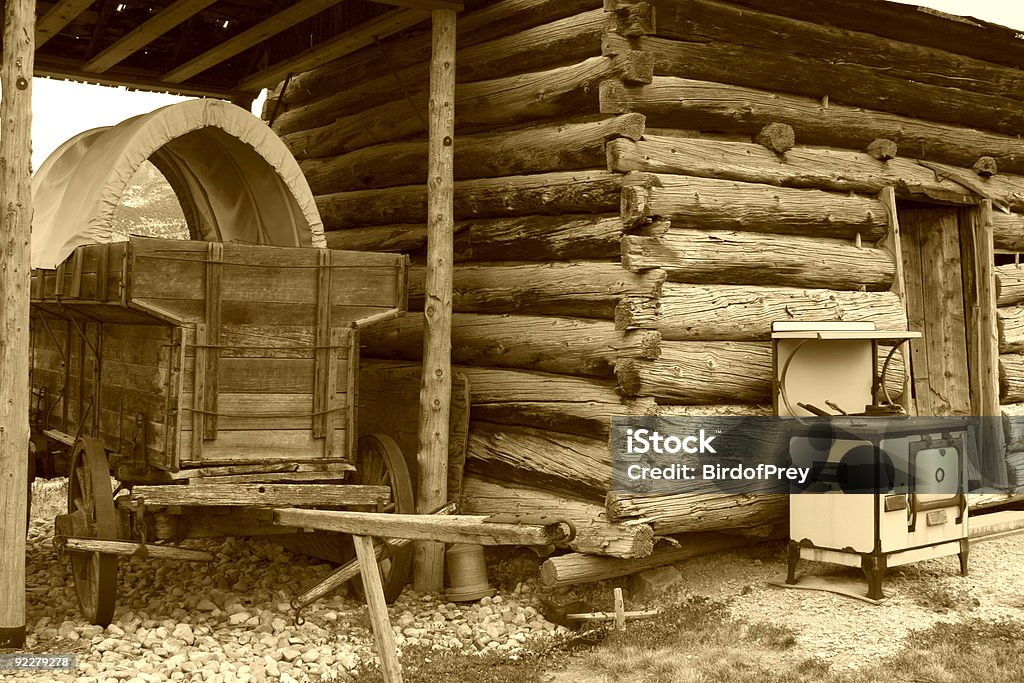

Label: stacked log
[267,0,1024,571]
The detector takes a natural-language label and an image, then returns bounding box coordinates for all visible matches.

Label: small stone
[196,599,218,612]
[281,648,301,662]
[630,565,683,599]
[228,612,251,625]
[172,624,195,646]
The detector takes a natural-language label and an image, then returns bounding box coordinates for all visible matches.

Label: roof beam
[368,0,463,9]
[236,7,431,92]
[36,57,251,100]
[162,0,345,84]
[83,0,219,74]
[36,0,95,47]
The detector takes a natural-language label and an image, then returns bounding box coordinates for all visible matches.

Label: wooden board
[899,209,971,416]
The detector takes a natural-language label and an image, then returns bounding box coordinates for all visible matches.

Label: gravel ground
[9,479,569,683]
[671,530,1024,670]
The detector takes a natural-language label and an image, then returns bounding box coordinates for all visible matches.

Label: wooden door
[899,207,972,416]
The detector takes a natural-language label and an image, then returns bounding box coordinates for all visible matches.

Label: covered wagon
[28,99,416,625]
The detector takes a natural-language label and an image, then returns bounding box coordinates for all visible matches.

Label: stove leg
[958,539,970,577]
[861,554,887,600]
[786,541,799,585]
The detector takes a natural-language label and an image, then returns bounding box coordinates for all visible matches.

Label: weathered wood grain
[462,475,654,558]
[626,284,906,340]
[622,229,895,290]
[302,114,644,194]
[318,170,623,230]
[620,172,888,240]
[600,76,1024,176]
[407,262,664,319]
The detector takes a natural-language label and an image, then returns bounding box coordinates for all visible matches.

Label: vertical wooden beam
[414,7,456,594]
[0,0,34,649]
[879,187,915,414]
[353,534,404,682]
[974,201,1007,487]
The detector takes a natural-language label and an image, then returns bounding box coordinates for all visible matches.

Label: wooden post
[414,7,456,593]
[974,200,1007,488]
[353,535,403,683]
[0,0,34,649]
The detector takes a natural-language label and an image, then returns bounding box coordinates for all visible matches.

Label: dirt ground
[661,531,1024,671]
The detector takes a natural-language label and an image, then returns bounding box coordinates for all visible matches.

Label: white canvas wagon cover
[31,98,326,269]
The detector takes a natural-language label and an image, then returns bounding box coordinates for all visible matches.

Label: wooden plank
[273,508,570,545]
[179,394,318,431]
[162,0,345,83]
[191,323,207,462]
[177,429,348,464]
[414,6,457,594]
[236,8,431,91]
[36,0,95,47]
[900,212,931,415]
[83,0,219,73]
[313,250,333,442]
[61,538,213,561]
[352,535,404,683]
[0,0,33,646]
[204,243,222,439]
[126,483,390,508]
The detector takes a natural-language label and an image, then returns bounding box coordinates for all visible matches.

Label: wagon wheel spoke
[66,437,119,627]
[349,434,414,604]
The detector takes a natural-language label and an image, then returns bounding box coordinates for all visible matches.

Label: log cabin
[259,0,1024,580]
[8,0,1024,609]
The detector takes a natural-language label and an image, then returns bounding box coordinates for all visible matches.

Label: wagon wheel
[67,438,119,626]
[348,434,415,604]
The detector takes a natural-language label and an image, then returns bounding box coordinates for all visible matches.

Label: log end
[974,156,999,178]
[612,50,655,85]
[612,112,648,142]
[754,123,795,154]
[633,329,662,360]
[606,0,655,37]
[539,557,561,587]
[615,358,644,396]
[865,138,898,161]
[621,184,654,229]
[599,79,632,115]
[615,296,660,330]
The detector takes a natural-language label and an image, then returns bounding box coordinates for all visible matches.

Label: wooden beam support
[124,484,391,508]
[0,0,33,647]
[414,6,456,594]
[36,0,94,47]
[236,8,430,92]
[162,0,345,83]
[61,538,213,562]
[272,509,571,546]
[83,0,219,74]
[353,535,404,682]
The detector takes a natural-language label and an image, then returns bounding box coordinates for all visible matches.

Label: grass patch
[356,632,599,683]
[857,618,1024,682]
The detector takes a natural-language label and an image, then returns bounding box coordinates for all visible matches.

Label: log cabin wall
[265,0,1024,558]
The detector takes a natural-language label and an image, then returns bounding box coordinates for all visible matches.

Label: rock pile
[12,493,568,683]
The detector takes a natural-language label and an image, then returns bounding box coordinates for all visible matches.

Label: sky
[27,0,1024,170]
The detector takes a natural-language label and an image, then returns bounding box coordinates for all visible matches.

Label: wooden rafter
[35,0,95,48]
[369,0,463,10]
[162,0,345,84]
[83,0,219,74]
[36,56,253,100]
[235,7,430,92]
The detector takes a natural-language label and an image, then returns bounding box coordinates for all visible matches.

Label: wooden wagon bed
[30,237,408,482]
